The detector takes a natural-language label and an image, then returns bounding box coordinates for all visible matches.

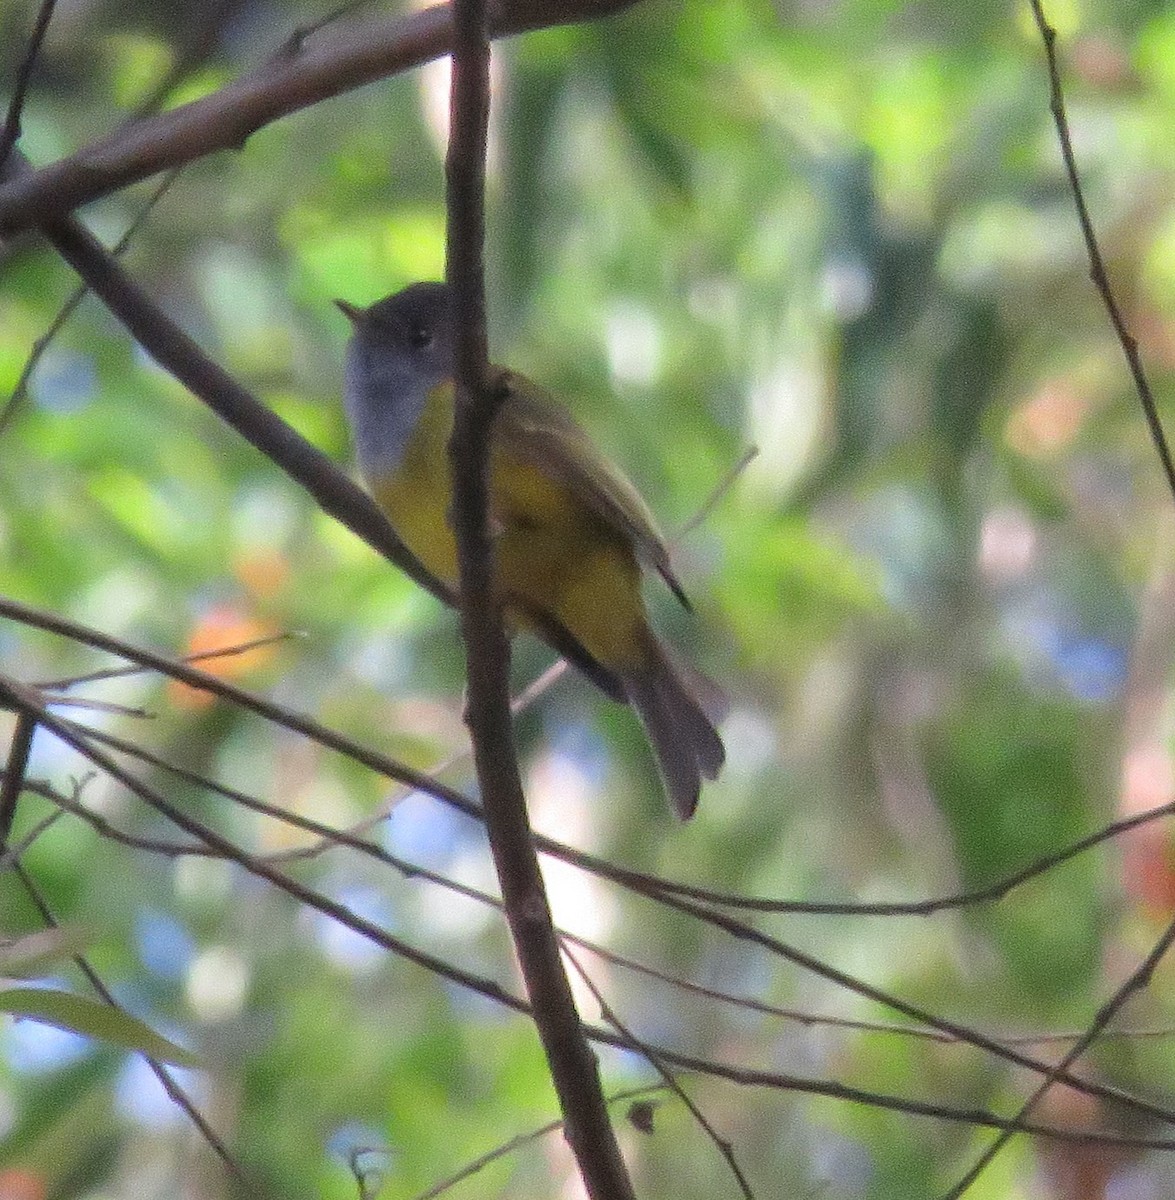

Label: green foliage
[0,988,197,1066]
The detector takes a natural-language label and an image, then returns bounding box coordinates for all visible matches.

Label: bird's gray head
[336,282,454,479]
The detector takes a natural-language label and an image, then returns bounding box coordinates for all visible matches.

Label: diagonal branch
[22,723,1174,1156]
[10,853,246,1182]
[18,189,446,603]
[0,0,642,236]
[8,593,1163,1123]
[563,946,755,1199]
[941,909,1175,1197]
[1027,0,1175,503]
[0,0,60,167]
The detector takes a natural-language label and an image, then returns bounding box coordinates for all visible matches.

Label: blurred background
[3,0,1175,1195]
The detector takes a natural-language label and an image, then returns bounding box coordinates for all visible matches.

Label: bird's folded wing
[495,371,689,607]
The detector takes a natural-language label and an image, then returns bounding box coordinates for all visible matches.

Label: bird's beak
[335,299,363,324]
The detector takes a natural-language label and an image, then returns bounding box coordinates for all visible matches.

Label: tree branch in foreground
[2,590,1169,1130]
[0,0,641,236]
[443,0,636,1194]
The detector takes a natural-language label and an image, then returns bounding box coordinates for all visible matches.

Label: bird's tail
[623,639,726,820]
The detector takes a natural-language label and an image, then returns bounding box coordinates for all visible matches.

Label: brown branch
[1027,0,1175,503]
[25,734,1174,1158]
[942,908,1175,1196]
[35,629,298,691]
[0,711,36,847]
[0,0,60,167]
[646,892,1175,1130]
[646,797,1175,916]
[0,167,184,437]
[41,725,1175,1069]
[563,946,755,1200]
[7,594,1166,1124]
[0,673,534,1019]
[26,202,448,604]
[443,0,634,1193]
[0,809,64,875]
[0,0,641,236]
[411,1084,669,1200]
[21,709,1175,1155]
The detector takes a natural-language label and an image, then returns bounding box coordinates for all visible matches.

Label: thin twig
[2,594,1171,1122]
[0,595,449,802]
[942,909,1175,1197]
[563,945,755,1199]
[19,702,1175,1150]
[931,8,1175,1190]
[31,719,1175,1152]
[0,167,184,437]
[646,797,1175,917]
[411,1085,669,1200]
[33,727,1175,1063]
[5,677,531,1015]
[0,809,65,875]
[35,628,298,691]
[676,445,758,538]
[0,0,60,167]
[11,857,247,1181]
[645,891,1175,1130]
[1027,0,1175,503]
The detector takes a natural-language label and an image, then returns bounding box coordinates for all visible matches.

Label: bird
[337,282,723,818]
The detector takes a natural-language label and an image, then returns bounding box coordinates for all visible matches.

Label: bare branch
[942,909,1175,1196]
[0,0,643,236]
[0,594,454,801]
[27,203,450,604]
[19,704,1174,1153]
[0,711,36,847]
[0,167,184,437]
[6,595,1164,1123]
[564,946,755,1200]
[443,0,635,1191]
[10,859,246,1181]
[0,0,60,167]
[1026,0,1175,504]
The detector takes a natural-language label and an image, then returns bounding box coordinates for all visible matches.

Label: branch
[0,0,641,236]
[14,190,446,604]
[0,674,533,1019]
[0,0,60,167]
[8,593,1162,1125]
[443,0,635,1194]
[645,892,1175,1130]
[0,711,36,847]
[0,593,462,804]
[1027,0,1175,504]
[21,705,1175,1156]
[0,167,184,436]
[563,946,755,1199]
[26,726,1174,1158]
[10,858,246,1182]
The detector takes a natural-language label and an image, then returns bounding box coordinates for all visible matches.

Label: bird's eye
[407,325,433,350]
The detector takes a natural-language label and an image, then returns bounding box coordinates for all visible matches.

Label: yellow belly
[369,386,649,671]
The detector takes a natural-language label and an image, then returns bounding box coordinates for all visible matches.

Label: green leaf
[0,926,92,977]
[0,988,198,1067]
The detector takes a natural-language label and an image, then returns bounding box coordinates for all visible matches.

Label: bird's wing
[494,371,690,608]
